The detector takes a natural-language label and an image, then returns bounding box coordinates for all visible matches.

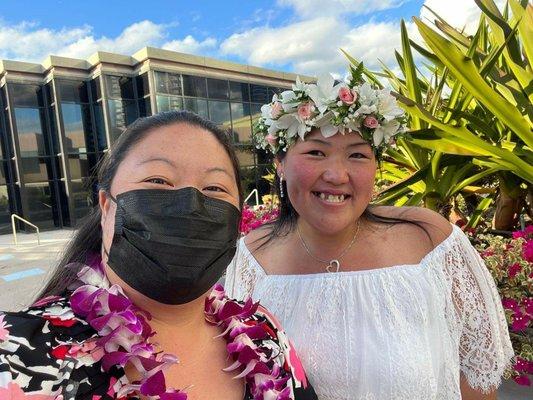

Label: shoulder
[243,223,276,254]
[0,297,112,399]
[369,205,453,249]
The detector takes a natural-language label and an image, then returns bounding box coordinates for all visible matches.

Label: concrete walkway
[0,229,531,398]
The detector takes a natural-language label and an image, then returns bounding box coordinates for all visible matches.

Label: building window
[183,98,208,119]
[207,78,229,100]
[229,81,250,102]
[182,75,207,98]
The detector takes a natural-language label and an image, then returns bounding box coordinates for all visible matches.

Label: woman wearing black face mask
[0,111,317,400]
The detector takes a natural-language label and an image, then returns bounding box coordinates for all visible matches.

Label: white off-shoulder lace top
[225,225,514,400]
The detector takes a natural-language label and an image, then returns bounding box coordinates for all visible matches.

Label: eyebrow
[138,157,177,168]
[205,167,233,178]
[306,138,369,148]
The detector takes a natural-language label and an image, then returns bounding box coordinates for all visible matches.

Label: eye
[144,177,172,186]
[306,150,325,157]
[204,185,227,193]
[350,152,368,159]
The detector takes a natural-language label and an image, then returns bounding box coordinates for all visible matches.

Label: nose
[322,158,350,185]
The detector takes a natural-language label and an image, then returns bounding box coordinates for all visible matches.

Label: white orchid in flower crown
[253,62,407,156]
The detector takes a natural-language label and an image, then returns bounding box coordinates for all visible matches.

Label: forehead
[124,123,232,166]
[296,129,369,147]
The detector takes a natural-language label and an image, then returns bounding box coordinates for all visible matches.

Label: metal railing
[11,214,40,246]
[244,188,260,207]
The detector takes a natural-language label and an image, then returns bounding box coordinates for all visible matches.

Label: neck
[296,218,361,262]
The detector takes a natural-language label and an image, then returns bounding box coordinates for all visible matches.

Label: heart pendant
[326,259,340,273]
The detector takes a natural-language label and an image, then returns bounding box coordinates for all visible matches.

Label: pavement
[0,229,531,399]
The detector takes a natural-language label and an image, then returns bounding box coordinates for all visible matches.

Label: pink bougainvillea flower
[522,239,533,263]
[501,298,519,312]
[511,312,531,331]
[513,374,531,386]
[508,263,522,279]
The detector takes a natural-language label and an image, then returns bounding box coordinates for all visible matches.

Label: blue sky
[0,0,495,76]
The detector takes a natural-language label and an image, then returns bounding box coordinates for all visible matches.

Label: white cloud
[162,35,217,55]
[221,16,421,76]
[277,0,406,17]
[0,20,213,62]
[421,0,506,35]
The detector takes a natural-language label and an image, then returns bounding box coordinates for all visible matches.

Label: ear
[98,190,111,223]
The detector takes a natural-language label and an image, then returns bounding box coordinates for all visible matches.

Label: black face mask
[104,187,241,305]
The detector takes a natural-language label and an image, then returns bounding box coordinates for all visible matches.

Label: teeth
[317,193,345,203]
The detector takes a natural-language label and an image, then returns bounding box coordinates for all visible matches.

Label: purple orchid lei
[68,260,294,400]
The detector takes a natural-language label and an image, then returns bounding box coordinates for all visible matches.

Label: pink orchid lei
[68,260,295,399]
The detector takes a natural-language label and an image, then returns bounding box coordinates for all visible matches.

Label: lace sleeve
[444,229,514,393]
[224,238,260,300]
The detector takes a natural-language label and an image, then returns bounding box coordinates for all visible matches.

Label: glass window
[183,98,208,119]
[71,179,94,221]
[139,97,152,117]
[106,76,135,99]
[168,73,182,96]
[58,80,89,103]
[229,82,250,102]
[90,77,102,101]
[93,103,107,151]
[68,153,98,179]
[154,71,168,94]
[44,82,55,105]
[207,78,229,100]
[136,74,150,98]
[230,103,252,143]
[182,75,207,98]
[0,161,7,184]
[268,87,284,99]
[0,185,12,234]
[10,84,44,107]
[14,108,48,157]
[208,101,231,128]
[24,183,56,229]
[156,95,169,112]
[20,157,54,183]
[108,100,138,141]
[251,103,262,125]
[0,86,7,108]
[61,103,95,153]
[47,105,61,154]
[250,84,269,103]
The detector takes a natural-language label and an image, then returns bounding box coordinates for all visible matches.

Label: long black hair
[36,110,243,299]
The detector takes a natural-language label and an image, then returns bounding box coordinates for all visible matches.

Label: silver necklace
[296,221,361,273]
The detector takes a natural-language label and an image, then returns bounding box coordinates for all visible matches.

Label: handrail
[244,189,259,206]
[11,214,40,245]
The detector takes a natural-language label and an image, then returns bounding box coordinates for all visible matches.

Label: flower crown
[253,64,406,156]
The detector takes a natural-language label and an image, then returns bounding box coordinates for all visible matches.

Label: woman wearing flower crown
[225,67,514,400]
[0,111,317,399]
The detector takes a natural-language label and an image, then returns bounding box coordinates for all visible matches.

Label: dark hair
[37,110,243,299]
[256,150,433,248]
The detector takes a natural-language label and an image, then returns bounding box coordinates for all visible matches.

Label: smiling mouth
[312,191,351,203]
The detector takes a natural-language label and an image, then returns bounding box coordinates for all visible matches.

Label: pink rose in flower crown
[297,101,315,120]
[271,102,283,119]
[265,134,277,146]
[363,115,379,129]
[338,87,356,105]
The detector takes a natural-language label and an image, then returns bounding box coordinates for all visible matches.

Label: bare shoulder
[369,205,453,249]
[244,224,275,254]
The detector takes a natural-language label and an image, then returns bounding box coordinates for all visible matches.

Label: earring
[279,174,285,198]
